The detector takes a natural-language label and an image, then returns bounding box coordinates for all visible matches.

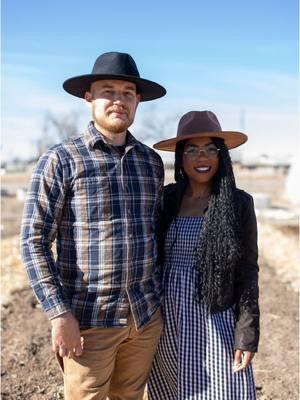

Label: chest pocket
[72,176,112,222]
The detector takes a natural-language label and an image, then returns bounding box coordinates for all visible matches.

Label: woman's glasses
[183,144,220,160]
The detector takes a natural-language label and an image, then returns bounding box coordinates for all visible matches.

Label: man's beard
[101,118,131,134]
[93,107,134,134]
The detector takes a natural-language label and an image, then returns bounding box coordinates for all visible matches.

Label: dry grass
[1,235,29,305]
[257,221,299,291]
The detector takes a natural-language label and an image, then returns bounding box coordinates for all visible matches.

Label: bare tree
[36,111,80,157]
[138,105,180,143]
[44,110,80,141]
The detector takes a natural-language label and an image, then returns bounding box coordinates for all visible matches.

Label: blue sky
[1,0,299,162]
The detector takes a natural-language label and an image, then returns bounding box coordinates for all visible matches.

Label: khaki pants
[57,309,163,400]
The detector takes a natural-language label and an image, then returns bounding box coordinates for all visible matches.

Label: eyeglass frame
[183,144,220,160]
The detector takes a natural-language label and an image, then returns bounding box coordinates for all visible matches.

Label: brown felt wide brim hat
[63,51,166,102]
[153,111,248,151]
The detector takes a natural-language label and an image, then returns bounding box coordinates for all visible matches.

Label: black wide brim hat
[63,51,166,102]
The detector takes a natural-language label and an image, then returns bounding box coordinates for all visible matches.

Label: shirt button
[129,234,133,239]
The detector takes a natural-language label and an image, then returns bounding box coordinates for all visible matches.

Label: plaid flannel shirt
[21,122,164,329]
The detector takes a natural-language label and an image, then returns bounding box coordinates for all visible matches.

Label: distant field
[166,166,288,205]
[1,172,31,194]
[0,169,289,240]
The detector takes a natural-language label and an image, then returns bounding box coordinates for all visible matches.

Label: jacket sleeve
[234,194,260,352]
[20,148,72,320]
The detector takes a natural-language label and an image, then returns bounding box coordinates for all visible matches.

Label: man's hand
[233,349,255,373]
[51,312,83,358]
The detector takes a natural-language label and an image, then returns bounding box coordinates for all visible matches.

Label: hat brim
[153,131,248,151]
[63,74,166,102]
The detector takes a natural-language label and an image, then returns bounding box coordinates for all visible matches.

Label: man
[21,51,166,400]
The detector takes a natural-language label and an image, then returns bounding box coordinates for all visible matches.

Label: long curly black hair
[175,137,242,310]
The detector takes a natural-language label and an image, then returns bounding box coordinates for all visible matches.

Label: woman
[148,111,259,399]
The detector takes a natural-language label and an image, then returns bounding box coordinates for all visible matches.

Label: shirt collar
[84,121,144,151]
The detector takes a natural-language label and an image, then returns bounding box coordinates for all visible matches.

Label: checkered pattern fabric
[148,216,256,399]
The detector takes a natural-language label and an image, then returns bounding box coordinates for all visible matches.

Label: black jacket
[157,181,260,352]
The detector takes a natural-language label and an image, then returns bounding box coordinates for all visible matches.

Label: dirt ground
[1,261,298,400]
[1,172,299,399]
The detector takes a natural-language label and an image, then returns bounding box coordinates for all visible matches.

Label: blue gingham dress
[148,216,256,400]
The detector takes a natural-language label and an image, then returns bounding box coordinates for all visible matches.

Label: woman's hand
[233,349,255,373]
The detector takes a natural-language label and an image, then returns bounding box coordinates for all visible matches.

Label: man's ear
[135,94,141,110]
[84,91,92,103]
